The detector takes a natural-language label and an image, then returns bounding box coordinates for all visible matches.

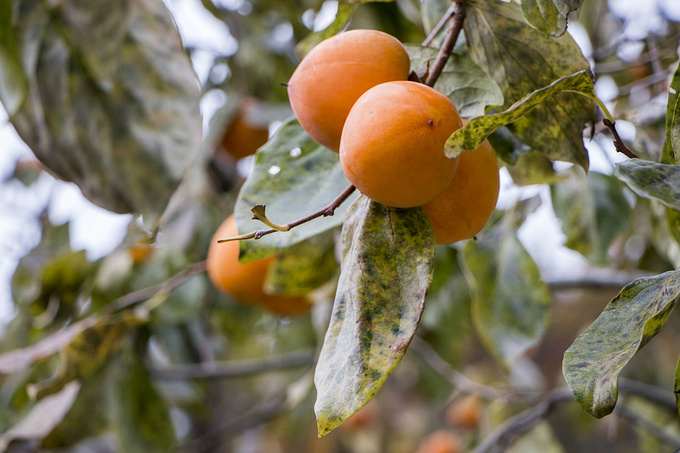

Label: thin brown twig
[602,118,639,159]
[106,260,207,313]
[425,1,467,88]
[218,184,356,242]
[422,1,458,47]
[147,349,315,380]
[470,387,575,453]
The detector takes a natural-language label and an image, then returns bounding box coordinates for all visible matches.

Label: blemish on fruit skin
[428,120,434,127]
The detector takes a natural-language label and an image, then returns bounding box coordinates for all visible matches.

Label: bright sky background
[1,0,679,324]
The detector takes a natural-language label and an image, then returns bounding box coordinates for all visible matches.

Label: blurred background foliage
[1,0,680,451]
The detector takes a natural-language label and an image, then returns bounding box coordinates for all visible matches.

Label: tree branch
[147,349,314,380]
[602,118,639,159]
[615,403,680,448]
[470,387,574,453]
[425,1,467,88]
[422,1,458,47]
[107,260,207,313]
[218,184,356,242]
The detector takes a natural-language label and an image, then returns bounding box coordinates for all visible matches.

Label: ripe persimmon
[207,215,311,316]
[287,29,410,153]
[339,81,461,208]
[422,131,499,244]
[445,394,483,430]
[220,98,270,160]
[414,430,462,453]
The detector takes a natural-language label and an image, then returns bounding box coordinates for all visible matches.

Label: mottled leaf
[265,231,339,297]
[110,348,175,452]
[0,0,28,116]
[0,311,145,377]
[7,1,201,225]
[405,44,503,117]
[314,196,435,436]
[563,270,680,418]
[296,5,358,57]
[552,168,633,264]
[506,149,565,186]
[522,0,582,37]
[462,202,550,369]
[615,159,680,212]
[445,71,595,159]
[665,63,680,164]
[464,0,594,167]
[0,381,81,451]
[234,117,357,262]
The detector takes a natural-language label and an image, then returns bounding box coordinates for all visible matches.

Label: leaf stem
[218,184,357,242]
[425,1,467,88]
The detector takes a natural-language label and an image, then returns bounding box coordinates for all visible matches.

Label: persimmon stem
[218,184,357,242]
[602,118,639,159]
[425,1,467,88]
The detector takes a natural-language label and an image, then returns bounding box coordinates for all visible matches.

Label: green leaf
[405,44,503,118]
[521,0,582,37]
[0,381,81,451]
[675,355,680,419]
[506,149,566,186]
[551,168,633,264]
[110,347,176,452]
[7,1,201,226]
[615,159,680,212]
[265,231,339,297]
[563,270,680,418]
[464,0,594,167]
[665,63,680,164]
[234,117,357,261]
[295,5,358,57]
[314,196,435,436]
[0,0,28,116]
[0,311,145,377]
[445,71,595,159]
[462,202,550,369]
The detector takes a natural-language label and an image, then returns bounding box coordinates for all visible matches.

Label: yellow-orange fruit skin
[422,137,499,244]
[414,430,462,453]
[220,98,269,160]
[340,81,461,208]
[207,215,311,316]
[287,29,410,153]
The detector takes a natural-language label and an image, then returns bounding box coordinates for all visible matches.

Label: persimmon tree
[1,0,680,451]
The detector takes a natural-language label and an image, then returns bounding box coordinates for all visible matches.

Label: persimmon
[422,130,499,244]
[339,81,461,208]
[414,430,462,453]
[445,395,483,430]
[207,215,311,316]
[220,97,270,160]
[287,29,410,153]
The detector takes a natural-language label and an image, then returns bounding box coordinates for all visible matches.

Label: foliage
[1,0,680,451]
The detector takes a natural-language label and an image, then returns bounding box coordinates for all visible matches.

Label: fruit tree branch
[425,1,467,88]
[147,349,314,380]
[422,1,459,47]
[603,118,639,159]
[218,184,356,242]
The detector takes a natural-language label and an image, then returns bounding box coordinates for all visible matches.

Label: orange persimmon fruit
[422,128,499,244]
[339,81,461,208]
[220,97,270,160]
[207,215,311,316]
[414,430,462,453]
[287,29,410,153]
